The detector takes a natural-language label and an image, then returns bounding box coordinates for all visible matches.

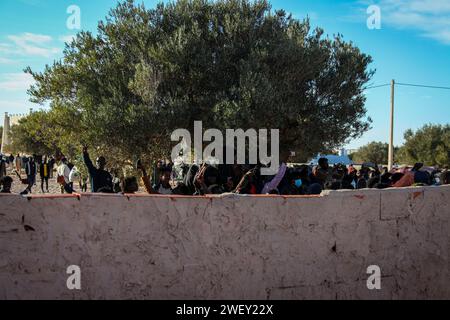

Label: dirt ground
[7,168,82,195]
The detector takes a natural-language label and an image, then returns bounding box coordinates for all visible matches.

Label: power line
[365,83,390,90]
[365,82,450,91]
[396,82,450,90]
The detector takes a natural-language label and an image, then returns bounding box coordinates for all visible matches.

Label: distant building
[1,111,29,154]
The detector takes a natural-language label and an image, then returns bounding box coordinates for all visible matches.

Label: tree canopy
[350,141,389,165]
[349,124,450,167]
[22,0,373,163]
[397,124,450,167]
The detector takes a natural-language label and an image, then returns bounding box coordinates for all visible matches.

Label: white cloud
[0,57,15,64]
[367,0,450,45]
[9,33,52,44]
[3,33,60,58]
[9,33,60,57]
[0,43,12,51]
[0,73,35,91]
[407,0,450,14]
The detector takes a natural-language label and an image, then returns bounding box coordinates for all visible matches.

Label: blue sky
[0,0,449,149]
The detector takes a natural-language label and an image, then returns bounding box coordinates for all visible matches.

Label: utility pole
[388,79,395,170]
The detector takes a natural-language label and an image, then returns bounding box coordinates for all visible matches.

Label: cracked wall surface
[0,186,449,300]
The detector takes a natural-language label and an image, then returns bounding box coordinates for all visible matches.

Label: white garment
[57,164,71,184]
[69,167,81,183]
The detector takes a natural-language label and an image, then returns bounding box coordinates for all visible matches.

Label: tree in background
[349,141,389,165]
[349,124,450,167]
[9,111,58,156]
[397,124,450,167]
[23,0,373,164]
[0,126,3,149]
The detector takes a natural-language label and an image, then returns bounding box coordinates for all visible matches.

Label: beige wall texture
[0,186,449,300]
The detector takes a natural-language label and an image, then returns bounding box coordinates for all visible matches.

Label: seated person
[442,171,450,185]
[341,174,355,190]
[182,164,199,195]
[393,163,428,188]
[153,167,173,195]
[194,164,224,195]
[233,166,261,195]
[137,160,173,195]
[0,176,13,193]
[121,177,139,194]
[325,180,342,191]
[280,169,306,195]
[306,183,323,195]
[390,172,405,186]
[311,158,332,186]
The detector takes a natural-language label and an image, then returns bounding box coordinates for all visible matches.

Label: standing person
[40,156,50,193]
[0,155,6,180]
[111,169,122,193]
[81,175,88,192]
[57,158,71,194]
[8,154,14,171]
[48,156,56,178]
[24,156,37,194]
[82,147,113,193]
[67,163,75,191]
[69,165,82,192]
[14,154,22,173]
[152,160,164,186]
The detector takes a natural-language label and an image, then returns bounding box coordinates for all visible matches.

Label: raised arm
[82,146,96,175]
[137,159,158,194]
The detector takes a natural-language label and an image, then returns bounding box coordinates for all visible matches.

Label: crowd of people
[0,152,86,195]
[1,148,449,195]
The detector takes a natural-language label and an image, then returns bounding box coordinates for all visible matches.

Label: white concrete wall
[0,186,449,300]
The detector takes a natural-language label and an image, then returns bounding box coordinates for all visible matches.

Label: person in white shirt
[57,158,71,194]
[69,166,82,191]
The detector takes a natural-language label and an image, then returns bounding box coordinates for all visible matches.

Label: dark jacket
[25,161,37,176]
[0,159,6,178]
[83,152,113,193]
